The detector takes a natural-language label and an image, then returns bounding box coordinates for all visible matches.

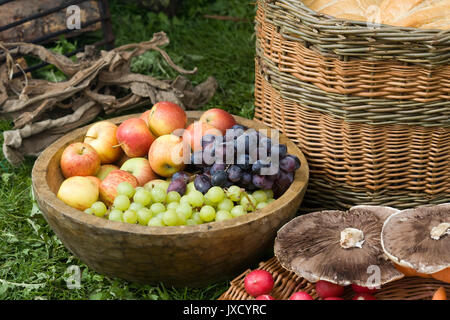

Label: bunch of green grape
[84,180,275,227]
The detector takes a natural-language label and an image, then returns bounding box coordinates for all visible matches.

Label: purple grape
[231,124,246,131]
[227,165,242,183]
[252,174,274,190]
[210,163,226,176]
[252,159,271,174]
[211,170,229,188]
[203,166,211,174]
[214,142,235,164]
[239,172,252,187]
[225,128,244,141]
[236,153,251,170]
[271,144,288,159]
[172,171,190,184]
[280,156,297,173]
[167,178,187,195]
[203,142,215,165]
[277,170,294,185]
[194,174,212,194]
[201,134,217,149]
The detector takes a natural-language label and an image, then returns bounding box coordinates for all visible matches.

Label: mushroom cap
[381,203,450,274]
[274,205,404,286]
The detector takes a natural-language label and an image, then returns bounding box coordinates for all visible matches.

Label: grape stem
[243,192,256,211]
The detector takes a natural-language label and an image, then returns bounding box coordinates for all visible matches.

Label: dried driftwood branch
[0,32,218,165]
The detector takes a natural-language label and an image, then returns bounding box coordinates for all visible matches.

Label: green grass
[0,0,256,300]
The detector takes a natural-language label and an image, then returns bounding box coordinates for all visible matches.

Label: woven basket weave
[219,257,450,300]
[254,0,450,210]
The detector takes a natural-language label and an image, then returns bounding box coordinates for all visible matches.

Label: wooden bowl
[32,111,309,287]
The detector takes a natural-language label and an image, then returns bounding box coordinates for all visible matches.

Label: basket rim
[273,0,450,39]
[31,111,309,237]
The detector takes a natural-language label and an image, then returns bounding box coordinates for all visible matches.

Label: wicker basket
[254,0,450,210]
[219,257,450,300]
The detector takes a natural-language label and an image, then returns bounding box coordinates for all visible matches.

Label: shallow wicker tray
[219,257,450,300]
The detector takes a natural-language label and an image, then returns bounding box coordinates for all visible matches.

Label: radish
[244,270,274,297]
[289,291,313,300]
[255,295,275,300]
[353,293,376,300]
[315,280,345,298]
[351,284,378,294]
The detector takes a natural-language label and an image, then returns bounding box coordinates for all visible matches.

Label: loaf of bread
[304,0,450,30]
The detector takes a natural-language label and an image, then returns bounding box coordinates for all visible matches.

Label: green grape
[267,198,275,204]
[129,202,144,212]
[199,205,216,222]
[241,194,257,212]
[91,201,108,217]
[150,203,166,215]
[256,202,268,210]
[176,203,193,220]
[163,209,179,226]
[205,187,225,204]
[117,182,135,198]
[186,219,198,226]
[167,191,181,203]
[176,210,187,225]
[133,188,152,206]
[215,210,233,222]
[156,212,165,219]
[158,181,170,193]
[150,187,166,203]
[204,196,215,207]
[84,208,93,215]
[143,182,153,192]
[231,205,247,217]
[264,190,274,199]
[123,210,138,224]
[148,216,164,227]
[113,195,131,211]
[109,209,123,222]
[192,211,204,224]
[180,195,190,205]
[227,185,242,202]
[186,181,196,194]
[167,202,180,211]
[217,198,234,212]
[252,190,268,204]
[137,208,153,226]
[187,190,204,208]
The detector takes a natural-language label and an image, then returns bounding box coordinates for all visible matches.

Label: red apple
[147,101,187,136]
[116,118,156,158]
[96,164,119,181]
[182,121,222,152]
[244,270,274,297]
[148,135,187,177]
[289,292,313,300]
[351,284,378,294]
[120,157,159,186]
[57,176,99,211]
[255,295,275,300]
[99,170,139,206]
[315,280,345,299]
[60,142,101,178]
[84,121,122,164]
[139,110,152,126]
[199,108,236,135]
[352,293,376,300]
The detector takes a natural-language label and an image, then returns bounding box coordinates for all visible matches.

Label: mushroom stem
[340,228,365,249]
[430,223,450,240]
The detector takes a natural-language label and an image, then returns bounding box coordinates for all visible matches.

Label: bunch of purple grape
[177,124,301,198]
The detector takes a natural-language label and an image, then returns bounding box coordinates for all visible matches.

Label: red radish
[244,270,274,297]
[289,291,313,300]
[353,293,376,300]
[351,284,378,294]
[324,297,345,300]
[255,295,275,300]
[315,280,345,299]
